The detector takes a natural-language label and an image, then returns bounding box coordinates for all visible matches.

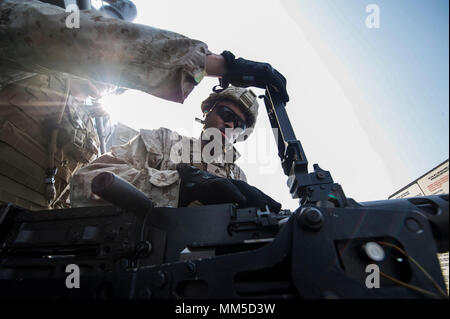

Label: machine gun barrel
[91,172,154,214]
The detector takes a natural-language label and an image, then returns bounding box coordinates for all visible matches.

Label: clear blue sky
[293,0,449,182]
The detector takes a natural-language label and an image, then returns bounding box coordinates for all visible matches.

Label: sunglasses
[214,104,247,130]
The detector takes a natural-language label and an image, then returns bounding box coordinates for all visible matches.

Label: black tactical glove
[220,50,289,103]
[177,164,246,207]
[177,164,281,213]
[230,179,282,213]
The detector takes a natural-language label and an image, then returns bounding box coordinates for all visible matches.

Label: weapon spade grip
[92,172,154,213]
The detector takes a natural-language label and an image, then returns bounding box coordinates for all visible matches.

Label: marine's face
[203,100,247,145]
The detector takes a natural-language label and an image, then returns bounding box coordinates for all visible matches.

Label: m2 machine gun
[0,88,448,299]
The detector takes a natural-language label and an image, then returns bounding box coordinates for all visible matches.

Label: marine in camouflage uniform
[70,86,258,208]
[0,0,209,209]
[70,126,248,208]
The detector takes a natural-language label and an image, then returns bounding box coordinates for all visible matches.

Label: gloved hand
[177,164,281,212]
[220,50,289,103]
[229,179,282,213]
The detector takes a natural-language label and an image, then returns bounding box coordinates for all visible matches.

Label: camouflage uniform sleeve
[71,130,182,208]
[69,153,143,207]
[0,0,209,103]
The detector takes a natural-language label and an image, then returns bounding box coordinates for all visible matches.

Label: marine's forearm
[0,0,209,102]
[205,54,227,77]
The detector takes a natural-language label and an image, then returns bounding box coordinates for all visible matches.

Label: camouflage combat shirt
[70,127,247,208]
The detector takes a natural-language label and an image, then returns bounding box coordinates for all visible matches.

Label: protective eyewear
[214,105,247,130]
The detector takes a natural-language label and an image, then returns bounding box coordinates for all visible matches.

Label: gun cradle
[0,198,447,299]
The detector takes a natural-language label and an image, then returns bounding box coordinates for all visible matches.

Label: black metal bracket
[263,87,348,207]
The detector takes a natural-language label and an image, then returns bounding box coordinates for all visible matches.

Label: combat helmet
[200,86,259,140]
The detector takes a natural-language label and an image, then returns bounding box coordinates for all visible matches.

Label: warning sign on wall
[389,183,425,199]
[389,160,449,199]
[417,162,449,195]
